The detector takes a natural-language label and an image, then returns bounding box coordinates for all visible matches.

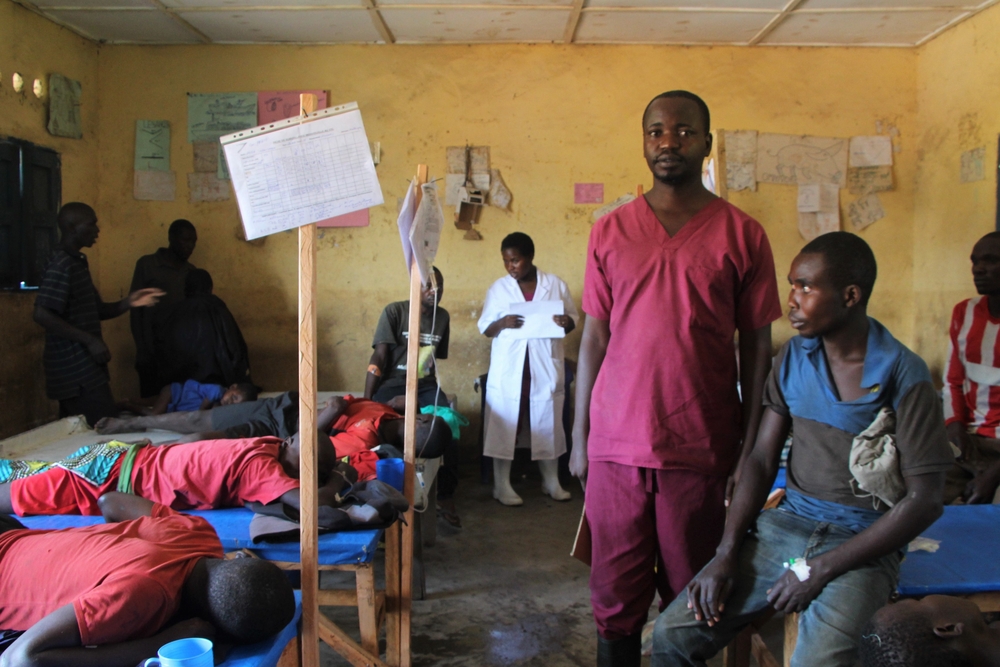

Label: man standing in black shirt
[33,203,164,425]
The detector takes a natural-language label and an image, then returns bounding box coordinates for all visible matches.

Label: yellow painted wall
[0,0,99,437]
[90,43,918,444]
[913,4,1000,379]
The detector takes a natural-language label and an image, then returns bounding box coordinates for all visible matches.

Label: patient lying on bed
[0,492,294,667]
[0,428,346,516]
[859,595,1000,667]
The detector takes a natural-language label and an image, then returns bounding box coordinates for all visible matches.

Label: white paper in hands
[508,301,565,339]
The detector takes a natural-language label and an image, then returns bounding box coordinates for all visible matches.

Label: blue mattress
[897,504,1000,596]
[221,590,301,667]
[18,507,381,566]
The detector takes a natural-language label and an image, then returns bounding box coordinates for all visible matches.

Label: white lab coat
[478,269,579,461]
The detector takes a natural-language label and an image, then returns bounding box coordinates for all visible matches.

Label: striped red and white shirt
[944,296,1000,437]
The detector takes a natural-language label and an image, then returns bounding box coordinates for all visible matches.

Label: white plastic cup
[142,637,213,667]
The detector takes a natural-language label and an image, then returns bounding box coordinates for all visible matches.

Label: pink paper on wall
[575,183,604,204]
[257,91,329,124]
[317,208,370,228]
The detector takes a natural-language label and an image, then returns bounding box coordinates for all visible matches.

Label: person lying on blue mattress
[0,492,294,667]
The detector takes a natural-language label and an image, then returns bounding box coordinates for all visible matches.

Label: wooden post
[385,164,427,667]
[298,92,320,667]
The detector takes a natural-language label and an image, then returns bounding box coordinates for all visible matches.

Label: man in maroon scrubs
[571,91,782,665]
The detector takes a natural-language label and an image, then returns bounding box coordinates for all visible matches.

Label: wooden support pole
[298,92,320,667]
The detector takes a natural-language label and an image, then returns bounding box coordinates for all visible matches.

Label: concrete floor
[316,464,786,666]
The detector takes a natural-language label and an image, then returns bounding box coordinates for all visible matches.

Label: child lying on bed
[117,380,258,416]
[0,492,294,667]
[0,428,347,517]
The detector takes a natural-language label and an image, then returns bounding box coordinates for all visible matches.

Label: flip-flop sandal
[437,506,462,528]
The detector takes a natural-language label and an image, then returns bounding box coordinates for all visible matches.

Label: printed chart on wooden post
[221,102,383,240]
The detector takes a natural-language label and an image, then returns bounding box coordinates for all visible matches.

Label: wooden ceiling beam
[563,0,586,43]
[747,0,806,46]
[360,0,396,44]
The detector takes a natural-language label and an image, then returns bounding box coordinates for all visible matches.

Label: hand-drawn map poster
[756,134,848,187]
[187,93,258,143]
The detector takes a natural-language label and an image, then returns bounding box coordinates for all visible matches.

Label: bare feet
[94,417,141,435]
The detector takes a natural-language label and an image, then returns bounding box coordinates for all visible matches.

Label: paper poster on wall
[193,142,218,173]
[757,134,848,187]
[797,183,839,213]
[848,194,886,231]
[47,74,83,139]
[135,121,170,172]
[849,136,893,167]
[187,92,258,143]
[217,145,230,181]
[575,183,604,204]
[134,170,176,201]
[722,130,757,192]
[961,147,986,183]
[447,146,490,175]
[490,169,512,210]
[257,91,328,125]
[222,102,383,240]
[847,166,893,195]
[798,211,839,242]
[188,172,230,203]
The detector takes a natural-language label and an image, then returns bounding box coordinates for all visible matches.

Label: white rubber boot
[492,458,523,506]
[539,458,571,501]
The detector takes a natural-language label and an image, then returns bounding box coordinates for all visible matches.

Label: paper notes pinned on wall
[961,146,986,183]
[193,141,218,173]
[188,173,230,203]
[134,170,176,201]
[257,90,328,125]
[187,93,258,143]
[722,130,757,192]
[848,194,886,231]
[798,211,839,242]
[849,136,893,167]
[490,169,512,210]
[135,121,170,172]
[575,183,604,204]
[47,74,83,139]
[447,146,490,175]
[847,166,893,195]
[797,183,839,213]
[757,134,848,187]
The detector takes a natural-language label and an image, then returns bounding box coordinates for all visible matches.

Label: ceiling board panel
[44,9,203,41]
[799,0,975,8]
[587,0,785,8]
[576,9,773,42]
[179,8,382,41]
[378,0,570,6]
[763,9,963,44]
[382,7,568,41]
[161,0,361,7]
[31,0,156,7]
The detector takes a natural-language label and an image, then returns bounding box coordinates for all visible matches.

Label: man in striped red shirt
[944,232,1000,503]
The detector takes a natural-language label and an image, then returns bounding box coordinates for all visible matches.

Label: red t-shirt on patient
[330,399,402,457]
[132,438,300,509]
[0,504,222,645]
[583,196,782,475]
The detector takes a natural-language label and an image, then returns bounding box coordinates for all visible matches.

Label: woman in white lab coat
[478,232,578,506]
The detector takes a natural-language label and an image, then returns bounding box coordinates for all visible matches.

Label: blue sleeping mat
[897,504,1000,597]
[18,507,381,565]
[221,590,301,667]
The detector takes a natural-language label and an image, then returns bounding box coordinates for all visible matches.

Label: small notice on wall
[575,183,604,204]
[135,121,170,172]
[193,142,218,173]
[188,172,230,203]
[961,146,986,183]
[48,74,83,139]
[848,193,886,231]
[187,93,258,143]
[847,166,893,195]
[317,208,369,228]
[722,130,757,192]
[849,136,893,167]
[134,170,176,201]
